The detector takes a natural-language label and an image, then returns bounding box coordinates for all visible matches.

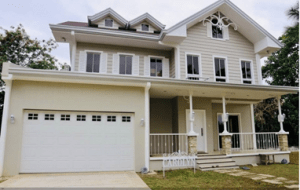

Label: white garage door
[20,110,134,173]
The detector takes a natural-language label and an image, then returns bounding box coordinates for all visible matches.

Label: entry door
[218,114,240,149]
[186,110,206,152]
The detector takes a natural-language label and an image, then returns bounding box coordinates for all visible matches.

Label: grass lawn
[240,164,299,181]
[139,169,285,189]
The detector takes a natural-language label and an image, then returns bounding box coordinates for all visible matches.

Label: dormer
[88,8,127,29]
[129,13,166,33]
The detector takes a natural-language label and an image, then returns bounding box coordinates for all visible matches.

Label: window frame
[150,57,163,77]
[117,52,134,75]
[84,50,103,73]
[213,55,229,82]
[105,18,114,27]
[185,52,202,80]
[211,20,224,40]
[239,59,254,84]
[141,23,150,31]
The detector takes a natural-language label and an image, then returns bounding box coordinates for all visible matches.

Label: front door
[186,110,206,152]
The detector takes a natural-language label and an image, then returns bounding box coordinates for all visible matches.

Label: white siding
[179,22,258,84]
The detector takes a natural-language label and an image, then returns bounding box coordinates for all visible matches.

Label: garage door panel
[20,111,134,173]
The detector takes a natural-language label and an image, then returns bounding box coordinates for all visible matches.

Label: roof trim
[88,8,128,26]
[129,13,166,30]
[163,0,283,47]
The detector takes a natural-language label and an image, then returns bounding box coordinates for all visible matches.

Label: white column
[277,96,286,133]
[250,104,257,150]
[255,54,262,85]
[144,82,151,171]
[0,78,12,177]
[175,46,181,79]
[188,91,197,135]
[70,31,76,72]
[221,96,229,134]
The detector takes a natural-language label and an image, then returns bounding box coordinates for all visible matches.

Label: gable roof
[88,8,128,26]
[163,0,282,48]
[129,13,166,30]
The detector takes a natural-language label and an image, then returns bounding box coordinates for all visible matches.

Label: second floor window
[212,19,223,39]
[150,58,162,77]
[241,61,252,84]
[141,24,149,31]
[187,55,200,76]
[105,19,113,27]
[119,55,132,75]
[214,57,227,82]
[86,53,100,73]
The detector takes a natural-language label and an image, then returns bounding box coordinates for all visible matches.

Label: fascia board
[88,8,128,25]
[129,13,166,30]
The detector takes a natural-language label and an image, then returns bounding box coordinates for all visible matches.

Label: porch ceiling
[149,82,298,101]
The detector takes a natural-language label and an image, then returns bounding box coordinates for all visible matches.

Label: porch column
[276,96,289,151]
[70,31,76,72]
[188,91,198,154]
[220,96,232,155]
[144,82,151,171]
[221,96,229,134]
[250,104,257,150]
[256,54,263,85]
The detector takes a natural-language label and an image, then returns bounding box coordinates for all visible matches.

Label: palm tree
[287,2,299,25]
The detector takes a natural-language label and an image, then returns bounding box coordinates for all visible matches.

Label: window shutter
[78,51,86,72]
[112,54,119,74]
[206,22,212,38]
[144,56,150,77]
[163,58,170,78]
[132,55,139,76]
[100,53,107,73]
[224,26,229,40]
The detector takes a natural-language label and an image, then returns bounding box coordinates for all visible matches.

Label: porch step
[196,154,239,171]
[198,161,237,169]
[197,158,233,164]
[200,166,239,171]
[196,155,228,160]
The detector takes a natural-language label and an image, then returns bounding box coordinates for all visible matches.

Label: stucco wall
[3,80,145,176]
[150,98,173,133]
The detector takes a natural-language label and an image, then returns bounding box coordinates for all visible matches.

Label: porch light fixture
[203,11,237,31]
[10,115,15,124]
[140,118,145,126]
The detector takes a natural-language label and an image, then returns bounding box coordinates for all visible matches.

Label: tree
[0,24,63,133]
[257,3,299,146]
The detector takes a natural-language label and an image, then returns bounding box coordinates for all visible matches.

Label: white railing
[150,133,188,156]
[230,132,279,152]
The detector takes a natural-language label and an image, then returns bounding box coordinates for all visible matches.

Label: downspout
[144,82,151,171]
[0,75,12,177]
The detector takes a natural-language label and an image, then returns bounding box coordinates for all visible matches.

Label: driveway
[0,171,150,189]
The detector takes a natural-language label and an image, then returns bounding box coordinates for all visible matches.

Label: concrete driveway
[0,171,150,189]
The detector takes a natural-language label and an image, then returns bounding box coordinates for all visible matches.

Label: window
[86,53,100,73]
[141,24,149,31]
[214,57,227,82]
[119,55,132,75]
[187,55,200,78]
[45,114,54,120]
[77,115,86,121]
[61,114,70,121]
[92,115,101,122]
[105,19,113,27]
[28,113,38,120]
[241,60,252,84]
[107,116,116,122]
[212,19,223,39]
[150,58,162,77]
[122,116,131,122]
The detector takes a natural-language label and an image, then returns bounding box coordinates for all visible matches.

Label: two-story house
[0,0,298,176]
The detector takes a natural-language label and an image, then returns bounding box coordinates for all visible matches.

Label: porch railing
[231,132,279,152]
[150,133,188,156]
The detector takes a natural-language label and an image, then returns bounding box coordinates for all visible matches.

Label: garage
[20,110,134,173]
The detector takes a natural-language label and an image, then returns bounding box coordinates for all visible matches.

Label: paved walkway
[0,171,150,189]
[214,169,299,189]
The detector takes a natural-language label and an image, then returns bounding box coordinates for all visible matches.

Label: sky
[0,0,297,66]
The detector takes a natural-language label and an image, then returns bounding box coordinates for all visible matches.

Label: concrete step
[197,155,228,160]
[197,158,233,164]
[198,161,237,169]
[200,166,239,171]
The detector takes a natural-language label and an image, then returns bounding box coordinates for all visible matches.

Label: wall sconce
[10,115,15,124]
[140,118,145,126]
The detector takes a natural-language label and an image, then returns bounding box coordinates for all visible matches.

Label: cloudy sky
[0,0,297,66]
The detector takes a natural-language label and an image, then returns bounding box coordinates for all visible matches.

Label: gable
[131,21,159,33]
[95,16,122,29]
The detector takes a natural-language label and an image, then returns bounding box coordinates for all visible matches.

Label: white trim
[88,8,128,26]
[239,59,255,84]
[250,104,257,150]
[255,54,262,85]
[217,113,242,150]
[176,46,181,79]
[145,82,151,171]
[186,109,207,152]
[117,52,135,56]
[185,52,202,80]
[129,13,166,30]
[117,53,135,75]
[84,50,103,73]
[213,55,229,82]
[211,100,260,104]
[148,55,165,59]
[0,77,12,177]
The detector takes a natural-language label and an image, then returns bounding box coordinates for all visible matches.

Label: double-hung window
[105,19,113,27]
[187,54,200,80]
[214,57,227,82]
[241,60,252,84]
[150,58,162,77]
[141,24,149,31]
[119,55,132,75]
[86,52,100,73]
[212,19,223,39]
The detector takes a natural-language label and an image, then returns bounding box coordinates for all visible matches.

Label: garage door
[20,110,134,173]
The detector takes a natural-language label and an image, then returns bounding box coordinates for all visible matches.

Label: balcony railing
[150,133,188,156]
[231,132,279,152]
